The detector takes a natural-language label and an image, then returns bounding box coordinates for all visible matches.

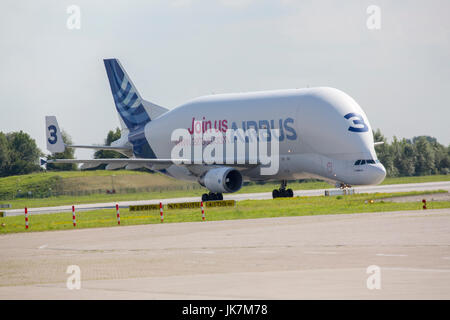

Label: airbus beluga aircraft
[43,58,386,201]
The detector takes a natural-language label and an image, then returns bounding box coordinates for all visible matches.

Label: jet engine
[199,167,243,193]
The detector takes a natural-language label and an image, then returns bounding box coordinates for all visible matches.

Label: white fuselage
[144,87,386,186]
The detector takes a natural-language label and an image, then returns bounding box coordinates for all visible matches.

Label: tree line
[0,128,449,178]
[374,129,450,177]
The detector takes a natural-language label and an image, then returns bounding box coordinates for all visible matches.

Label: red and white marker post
[72,205,76,227]
[201,201,205,221]
[25,207,29,229]
[160,202,164,223]
[116,204,121,225]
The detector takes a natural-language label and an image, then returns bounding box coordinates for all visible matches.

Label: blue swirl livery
[104,59,151,131]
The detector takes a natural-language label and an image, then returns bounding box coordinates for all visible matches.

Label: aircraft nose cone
[370,163,386,185]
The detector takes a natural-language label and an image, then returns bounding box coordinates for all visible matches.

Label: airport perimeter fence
[0,180,298,201]
[0,183,206,201]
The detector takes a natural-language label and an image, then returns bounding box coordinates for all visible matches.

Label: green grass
[1,190,207,209]
[0,172,449,210]
[381,175,450,185]
[0,170,198,193]
[0,170,148,199]
[1,190,448,234]
[1,180,333,209]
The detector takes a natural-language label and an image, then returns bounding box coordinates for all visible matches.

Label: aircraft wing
[42,158,186,165]
[40,157,189,170]
[40,158,260,170]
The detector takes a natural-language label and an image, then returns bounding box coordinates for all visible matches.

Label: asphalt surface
[3,181,450,216]
[0,208,449,299]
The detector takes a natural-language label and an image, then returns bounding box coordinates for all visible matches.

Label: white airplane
[43,58,386,201]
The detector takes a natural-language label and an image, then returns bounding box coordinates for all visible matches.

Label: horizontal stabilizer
[67,144,132,151]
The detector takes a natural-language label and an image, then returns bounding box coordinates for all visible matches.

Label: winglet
[39,157,47,169]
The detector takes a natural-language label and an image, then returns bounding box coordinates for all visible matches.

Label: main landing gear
[272,180,294,199]
[202,192,223,202]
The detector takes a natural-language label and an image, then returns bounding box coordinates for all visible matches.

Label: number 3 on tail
[48,125,58,144]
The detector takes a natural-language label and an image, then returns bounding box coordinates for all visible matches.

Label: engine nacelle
[200,167,243,193]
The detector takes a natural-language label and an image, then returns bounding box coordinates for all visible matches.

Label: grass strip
[1,190,448,234]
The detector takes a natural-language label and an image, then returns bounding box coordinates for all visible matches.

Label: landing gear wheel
[202,192,224,202]
[272,180,294,199]
[272,189,280,198]
[287,188,293,198]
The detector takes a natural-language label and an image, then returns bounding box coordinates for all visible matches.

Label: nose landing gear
[272,180,294,198]
[201,192,224,202]
[336,182,352,189]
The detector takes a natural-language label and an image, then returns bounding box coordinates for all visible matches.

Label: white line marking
[38,244,48,249]
[384,267,450,273]
[304,251,338,255]
[192,250,215,254]
[376,253,408,257]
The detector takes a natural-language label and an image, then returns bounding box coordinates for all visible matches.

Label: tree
[431,140,450,175]
[373,129,398,177]
[91,128,126,170]
[0,132,11,176]
[4,131,42,176]
[94,127,127,159]
[412,136,437,144]
[46,130,77,171]
[373,131,450,177]
[413,136,436,175]
[399,139,416,176]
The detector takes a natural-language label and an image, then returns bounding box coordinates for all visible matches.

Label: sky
[1,0,449,159]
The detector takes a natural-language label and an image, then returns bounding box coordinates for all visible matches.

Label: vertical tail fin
[45,116,65,153]
[104,59,151,131]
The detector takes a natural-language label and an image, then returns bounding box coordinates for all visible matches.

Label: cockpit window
[354,159,379,165]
